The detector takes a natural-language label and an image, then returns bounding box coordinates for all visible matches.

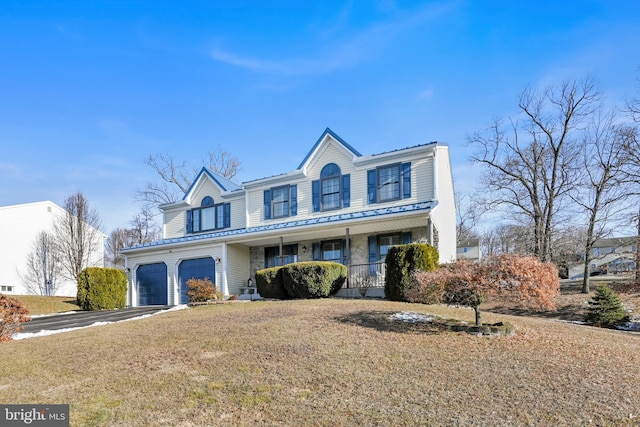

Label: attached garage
[178,257,216,304]
[137,263,168,306]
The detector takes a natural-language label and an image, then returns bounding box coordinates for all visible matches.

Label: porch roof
[122,201,436,254]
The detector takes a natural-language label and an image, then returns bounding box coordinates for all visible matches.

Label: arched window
[201,196,214,207]
[320,163,341,210]
[312,163,350,212]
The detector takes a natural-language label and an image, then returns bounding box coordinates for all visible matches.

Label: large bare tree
[470,77,601,262]
[572,110,635,293]
[136,147,240,207]
[19,231,63,296]
[54,192,104,282]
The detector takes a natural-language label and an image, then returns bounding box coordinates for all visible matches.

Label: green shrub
[77,267,127,311]
[0,294,31,342]
[585,284,630,328]
[255,266,287,299]
[281,262,347,299]
[187,277,216,303]
[385,243,439,302]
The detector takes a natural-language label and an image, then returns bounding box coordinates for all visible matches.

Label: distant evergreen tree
[585,284,630,328]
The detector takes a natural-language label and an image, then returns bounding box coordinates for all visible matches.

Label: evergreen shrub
[255,266,287,299]
[77,267,127,310]
[281,262,347,299]
[585,284,630,328]
[385,243,439,302]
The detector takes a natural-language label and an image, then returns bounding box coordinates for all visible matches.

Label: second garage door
[178,257,216,304]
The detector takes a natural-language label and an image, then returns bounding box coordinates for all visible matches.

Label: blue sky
[1,0,639,233]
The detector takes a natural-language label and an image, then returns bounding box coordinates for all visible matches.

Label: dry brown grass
[2,298,640,426]
[11,295,80,315]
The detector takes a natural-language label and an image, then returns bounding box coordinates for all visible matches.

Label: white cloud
[210,1,458,76]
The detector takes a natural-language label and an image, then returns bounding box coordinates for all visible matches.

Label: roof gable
[183,167,242,202]
[297,128,362,173]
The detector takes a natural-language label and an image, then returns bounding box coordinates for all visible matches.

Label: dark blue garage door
[178,257,216,304]
[137,263,168,306]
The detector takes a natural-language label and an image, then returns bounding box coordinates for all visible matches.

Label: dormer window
[186,196,230,234]
[312,163,350,212]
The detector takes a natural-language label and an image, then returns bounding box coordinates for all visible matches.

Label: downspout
[221,242,229,296]
[429,147,438,247]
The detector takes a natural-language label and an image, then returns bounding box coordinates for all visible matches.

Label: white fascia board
[354,144,436,168]
[242,170,305,189]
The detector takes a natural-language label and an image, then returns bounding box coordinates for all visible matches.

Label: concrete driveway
[20,305,174,334]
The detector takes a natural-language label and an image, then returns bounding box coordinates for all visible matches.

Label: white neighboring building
[0,201,105,297]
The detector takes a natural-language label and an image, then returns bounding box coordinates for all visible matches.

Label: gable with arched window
[312,163,350,212]
[186,196,231,234]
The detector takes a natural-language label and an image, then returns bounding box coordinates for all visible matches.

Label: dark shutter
[368,235,378,263]
[264,189,271,220]
[402,162,411,198]
[312,180,320,212]
[290,185,297,216]
[312,243,320,261]
[367,170,377,204]
[223,203,231,228]
[342,174,350,208]
[402,232,412,244]
[186,210,193,234]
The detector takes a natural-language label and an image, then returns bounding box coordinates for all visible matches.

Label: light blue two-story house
[121,128,456,306]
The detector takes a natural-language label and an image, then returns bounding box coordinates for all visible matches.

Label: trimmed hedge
[281,262,347,299]
[77,267,127,310]
[385,243,439,302]
[255,266,288,299]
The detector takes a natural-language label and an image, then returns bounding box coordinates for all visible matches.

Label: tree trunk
[582,262,591,294]
[474,305,482,326]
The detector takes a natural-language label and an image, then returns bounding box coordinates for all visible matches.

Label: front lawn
[1,299,639,426]
[13,295,80,315]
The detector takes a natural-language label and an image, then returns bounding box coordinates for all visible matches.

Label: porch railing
[348,262,386,288]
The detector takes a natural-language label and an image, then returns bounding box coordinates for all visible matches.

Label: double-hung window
[311,240,347,264]
[265,245,298,268]
[187,196,231,234]
[264,185,297,219]
[367,162,411,204]
[368,232,412,264]
[312,163,350,212]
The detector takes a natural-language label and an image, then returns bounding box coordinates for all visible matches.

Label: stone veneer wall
[248,226,431,280]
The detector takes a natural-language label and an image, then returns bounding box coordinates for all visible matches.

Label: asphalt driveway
[20,305,174,334]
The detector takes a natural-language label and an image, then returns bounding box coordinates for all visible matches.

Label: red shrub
[186,278,216,303]
[0,294,31,342]
[410,255,559,325]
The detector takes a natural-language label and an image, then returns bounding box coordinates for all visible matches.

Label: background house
[568,236,638,280]
[122,128,457,305]
[0,201,105,296]
[456,238,481,262]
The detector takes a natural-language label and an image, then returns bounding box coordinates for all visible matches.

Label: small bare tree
[136,147,240,207]
[105,208,162,269]
[455,193,481,244]
[54,192,104,283]
[572,110,635,293]
[19,231,63,296]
